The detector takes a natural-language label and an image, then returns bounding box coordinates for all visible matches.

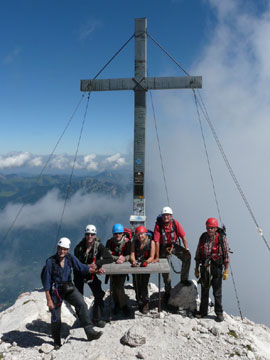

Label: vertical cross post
[133,18,147,221]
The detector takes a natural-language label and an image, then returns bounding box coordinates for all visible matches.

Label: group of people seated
[42,206,230,349]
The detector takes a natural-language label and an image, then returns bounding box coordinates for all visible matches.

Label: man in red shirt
[154,206,191,304]
[194,218,229,322]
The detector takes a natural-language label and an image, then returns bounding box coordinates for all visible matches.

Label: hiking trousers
[74,272,105,321]
[161,245,191,294]
[111,274,127,309]
[199,262,223,316]
[133,274,150,307]
[51,286,93,345]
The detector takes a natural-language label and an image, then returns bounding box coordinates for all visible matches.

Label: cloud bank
[146,0,270,325]
[0,152,130,172]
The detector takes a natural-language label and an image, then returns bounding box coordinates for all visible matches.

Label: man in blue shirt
[43,237,103,349]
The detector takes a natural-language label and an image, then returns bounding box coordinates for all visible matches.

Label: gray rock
[121,325,146,347]
[168,280,198,311]
[39,343,54,354]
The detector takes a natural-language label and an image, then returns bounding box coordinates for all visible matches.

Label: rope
[2,34,135,243]
[147,32,190,76]
[195,90,270,253]
[149,91,170,206]
[229,263,243,320]
[92,33,134,80]
[193,90,223,225]
[55,92,91,246]
[167,255,181,274]
[2,94,86,243]
[144,35,247,319]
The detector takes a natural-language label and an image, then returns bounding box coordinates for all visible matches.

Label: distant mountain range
[0,170,132,209]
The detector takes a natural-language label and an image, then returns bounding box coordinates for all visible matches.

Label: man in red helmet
[194,218,230,322]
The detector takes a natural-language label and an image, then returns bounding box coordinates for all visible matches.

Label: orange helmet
[206,218,218,228]
[135,225,148,235]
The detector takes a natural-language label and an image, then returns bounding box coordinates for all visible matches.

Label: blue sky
[1,0,268,171]
[0,1,232,159]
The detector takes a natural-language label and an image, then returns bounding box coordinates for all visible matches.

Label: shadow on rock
[1,330,48,348]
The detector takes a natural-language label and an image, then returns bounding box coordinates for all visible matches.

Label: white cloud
[79,20,101,41]
[0,189,132,230]
[29,157,42,167]
[48,154,70,170]
[83,154,98,170]
[0,152,32,169]
[3,46,21,64]
[104,153,126,169]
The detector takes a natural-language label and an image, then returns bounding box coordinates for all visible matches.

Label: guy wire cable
[2,93,86,243]
[2,33,135,243]
[193,89,243,320]
[149,90,170,206]
[54,92,91,246]
[195,89,270,253]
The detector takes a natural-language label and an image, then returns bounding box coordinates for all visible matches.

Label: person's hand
[223,269,229,280]
[194,268,199,279]
[89,263,97,270]
[116,255,125,264]
[96,267,105,274]
[47,299,54,311]
[131,262,137,267]
[140,262,148,267]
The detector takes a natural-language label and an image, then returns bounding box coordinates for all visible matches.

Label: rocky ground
[0,282,270,360]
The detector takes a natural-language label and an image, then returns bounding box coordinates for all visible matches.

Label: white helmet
[57,237,71,249]
[162,206,173,215]
[85,224,97,234]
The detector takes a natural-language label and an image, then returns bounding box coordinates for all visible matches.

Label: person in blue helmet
[106,224,131,316]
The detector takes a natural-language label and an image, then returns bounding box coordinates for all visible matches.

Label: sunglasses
[86,233,96,236]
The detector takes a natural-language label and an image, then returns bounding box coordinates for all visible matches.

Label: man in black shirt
[74,224,113,327]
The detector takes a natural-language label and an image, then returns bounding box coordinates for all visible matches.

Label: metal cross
[81,18,202,228]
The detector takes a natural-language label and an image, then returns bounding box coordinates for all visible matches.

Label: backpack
[124,228,133,240]
[41,253,73,288]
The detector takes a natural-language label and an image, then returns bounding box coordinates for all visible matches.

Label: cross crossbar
[81,76,202,92]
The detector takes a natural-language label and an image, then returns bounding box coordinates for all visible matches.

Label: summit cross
[81,17,202,227]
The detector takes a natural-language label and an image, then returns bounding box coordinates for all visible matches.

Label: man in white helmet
[42,237,103,349]
[153,206,191,306]
[74,224,113,328]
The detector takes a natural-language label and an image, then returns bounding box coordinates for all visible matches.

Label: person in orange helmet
[130,225,155,314]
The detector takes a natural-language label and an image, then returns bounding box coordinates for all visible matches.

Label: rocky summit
[0,282,270,360]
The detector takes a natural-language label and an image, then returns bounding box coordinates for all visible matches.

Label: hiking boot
[180,280,192,287]
[215,313,224,322]
[85,325,103,341]
[53,341,61,350]
[195,313,207,319]
[122,305,131,317]
[92,319,106,328]
[142,302,149,314]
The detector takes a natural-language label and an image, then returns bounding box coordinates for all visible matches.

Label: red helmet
[206,218,218,228]
[135,226,148,235]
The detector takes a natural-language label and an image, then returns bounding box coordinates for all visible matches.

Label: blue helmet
[112,223,124,234]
